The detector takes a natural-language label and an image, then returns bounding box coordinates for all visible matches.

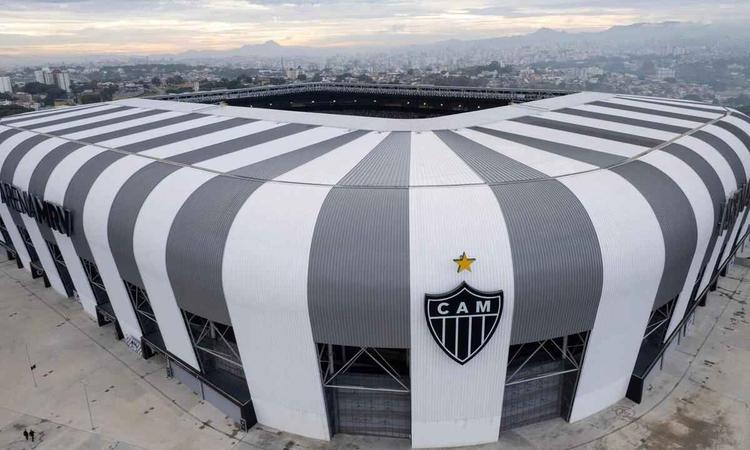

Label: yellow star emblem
[453,252,476,273]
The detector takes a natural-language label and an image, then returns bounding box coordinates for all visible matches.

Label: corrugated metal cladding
[435,130,603,344]
[109,162,181,288]
[64,151,126,261]
[83,113,203,144]
[2,134,51,229]
[23,106,132,130]
[0,128,23,145]
[308,132,411,348]
[168,130,370,325]
[46,110,164,137]
[610,161,697,309]
[0,93,749,354]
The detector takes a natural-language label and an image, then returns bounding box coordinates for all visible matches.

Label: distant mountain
[2,21,749,68]
[172,21,749,62]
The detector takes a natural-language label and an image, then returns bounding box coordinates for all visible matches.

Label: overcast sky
[1,0,748,56]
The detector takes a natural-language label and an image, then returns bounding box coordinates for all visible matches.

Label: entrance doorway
[318,344,411,439]
[501,332,589,431]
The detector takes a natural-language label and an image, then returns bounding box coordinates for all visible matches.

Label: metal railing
[147,81,574,104]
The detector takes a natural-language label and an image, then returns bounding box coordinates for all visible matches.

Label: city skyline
[1,0,749,57]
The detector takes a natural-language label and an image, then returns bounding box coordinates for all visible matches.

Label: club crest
[425,282,503,365]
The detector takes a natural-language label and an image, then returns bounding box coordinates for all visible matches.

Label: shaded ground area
[0,248,747,449]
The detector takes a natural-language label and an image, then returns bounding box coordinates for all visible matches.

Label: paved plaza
[0,250,748,450]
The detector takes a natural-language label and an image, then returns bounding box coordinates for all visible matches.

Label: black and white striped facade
[1,92,748,448]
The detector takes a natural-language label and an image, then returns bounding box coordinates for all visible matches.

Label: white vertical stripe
[456,128,597,176]
[568,104,704,129]
[483,121,644,158]
[13,137,71,296]
[456,127,668,424]
[409,132,483,185]
[637,152,714,338]
[0,131,39,270]
[44,145,110,318]
[604,98,724,119]
[724,116,750,240]
[84,156,161,343]
[675,136,737,295]
[129,126,346,370]
[409,184,513,448]
[33,108,151,134]
[221,132,382,440]
[540,111,680,142]
[132,167,213,369]
[61,111,186,141]
[567,169,664,421]
[93,115,238,149]
[409,132,513,447]
[7,104,121,128]
[85,121,287,361]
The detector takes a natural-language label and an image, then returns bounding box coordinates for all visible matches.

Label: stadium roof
[0,92,736,189]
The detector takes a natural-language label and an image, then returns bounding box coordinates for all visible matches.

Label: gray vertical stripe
[0,134,50,183]
[730,112,750,128]
[69,121,308,266]
[511,115,664,148]
[610,161,698,309]
[554,108,691,134]
[590,101,712,123]
[21,106,132,130]
[619,96,714,107]
[691,130,746,187]
[472,126,625,168]
[61,119,252,261]
[660,144,724,224]
[0,104,102,125]
[338,132,410,186]
[308,132,411,347]
[435,131,540,182]
[85,113,204,143]
[1,135,51,228]
[116,117,251,152]
[659,143,724,289]
[28,142,84,242]
[435,130,603,344]
[0,128,24,145]
[617,97,726,114]
[168,123,313,165]
[712,121,750,155]
[64,151,126,261]
[118,131,370,325]
[108,163,181,288]
[48,109,166,137]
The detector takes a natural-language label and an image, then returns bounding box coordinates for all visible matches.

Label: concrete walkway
[0,250,747,449]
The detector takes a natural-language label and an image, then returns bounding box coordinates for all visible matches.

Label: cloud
[0,0,748,56]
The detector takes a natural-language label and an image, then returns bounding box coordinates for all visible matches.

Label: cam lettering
[428,297,500,317]
[0,182,73,236]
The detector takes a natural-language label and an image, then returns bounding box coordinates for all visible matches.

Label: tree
[151,76,161,86]
[297,73,307,81]
[42,87,67,106]
[0,104,33,118]
[165,75,184,85]
[99,86,119,102]
[20,82,50,95]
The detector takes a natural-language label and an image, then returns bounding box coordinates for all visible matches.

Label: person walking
[29,429,35,442]
[23,429,28,441]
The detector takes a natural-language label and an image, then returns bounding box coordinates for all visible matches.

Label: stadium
[0,83,748,448]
